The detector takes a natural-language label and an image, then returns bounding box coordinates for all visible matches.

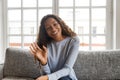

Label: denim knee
[59,76,72,80]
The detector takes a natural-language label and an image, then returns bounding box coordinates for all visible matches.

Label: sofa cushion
[74,50,120,80]
[3,48,41,79]
[2,76,34,80]
[0,64,4,80]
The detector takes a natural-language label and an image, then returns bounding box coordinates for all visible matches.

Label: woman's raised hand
[29,42,48,65]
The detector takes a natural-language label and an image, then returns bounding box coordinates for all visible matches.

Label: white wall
[113,0,120,49]
[0,0,1,63]
[0,0,4,64]
[116,0,120,49]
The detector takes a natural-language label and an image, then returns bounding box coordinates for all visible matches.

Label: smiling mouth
[52,32,57,35]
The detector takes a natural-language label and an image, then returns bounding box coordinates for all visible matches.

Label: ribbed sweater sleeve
[41,63,51,75]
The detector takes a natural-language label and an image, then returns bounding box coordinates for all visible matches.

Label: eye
[46,26,52,31]
[46,27,50,30]
[53,22,58,26]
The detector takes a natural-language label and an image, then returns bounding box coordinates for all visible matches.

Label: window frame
[3,0,113,50]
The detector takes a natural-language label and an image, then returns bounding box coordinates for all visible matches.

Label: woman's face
[44,18,63,41]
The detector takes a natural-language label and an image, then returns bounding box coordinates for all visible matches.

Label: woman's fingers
[43,45,47,51]
[29,43,48,65]
[34,42,42,51]
[43,45,48,53]
[29,46,36,55]
[30,42,48,59]
[31,42,38,51]
[33,42,47,54]
[30,42,42,53]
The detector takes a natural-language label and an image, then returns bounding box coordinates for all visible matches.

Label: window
[7,0,52,49]
[6,0,112,50]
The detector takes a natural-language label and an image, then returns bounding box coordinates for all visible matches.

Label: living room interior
[0,0,120,64]
[0,0,120,80]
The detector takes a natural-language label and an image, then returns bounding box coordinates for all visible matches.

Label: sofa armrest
[0,64,4,80]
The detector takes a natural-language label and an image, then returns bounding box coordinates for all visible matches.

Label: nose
[51,26,56,31]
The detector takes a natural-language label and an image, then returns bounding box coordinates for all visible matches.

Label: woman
[30,14,80,80]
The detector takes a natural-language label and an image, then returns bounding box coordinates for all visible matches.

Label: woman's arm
[40,63,51,75]
[29,42,51,74]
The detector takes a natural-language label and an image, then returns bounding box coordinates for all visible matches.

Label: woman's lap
[59,76,72,80]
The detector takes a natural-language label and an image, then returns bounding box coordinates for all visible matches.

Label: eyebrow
[46,21,57,26]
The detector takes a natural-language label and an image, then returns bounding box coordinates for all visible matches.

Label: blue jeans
[59,76,72,80]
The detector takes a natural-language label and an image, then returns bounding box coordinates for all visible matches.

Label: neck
[54,36,66,42]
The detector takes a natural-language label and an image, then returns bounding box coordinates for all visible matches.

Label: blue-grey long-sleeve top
[40,36,80,80]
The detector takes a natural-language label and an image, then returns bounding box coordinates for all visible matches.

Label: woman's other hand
[29,42,48,65]
[36,75,48,80]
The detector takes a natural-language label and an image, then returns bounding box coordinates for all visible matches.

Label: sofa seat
[1,48,120,80]
[2,76,34,80]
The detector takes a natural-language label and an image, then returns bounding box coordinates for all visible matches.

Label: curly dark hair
[37,14,76,49]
